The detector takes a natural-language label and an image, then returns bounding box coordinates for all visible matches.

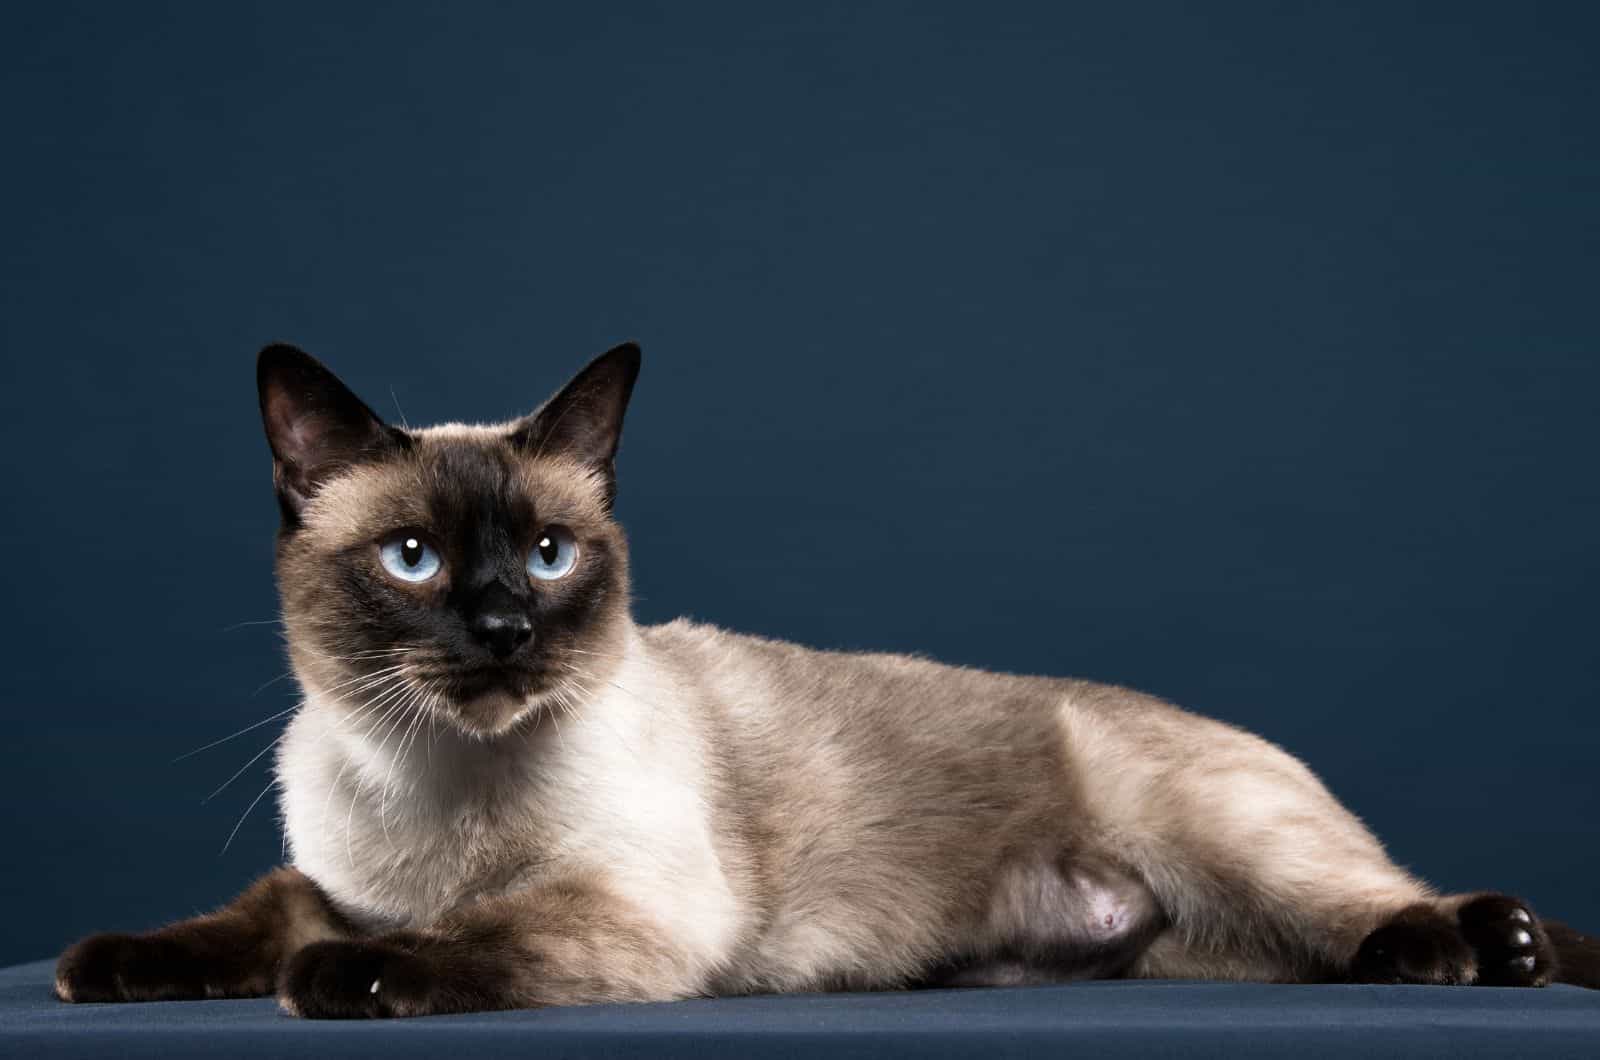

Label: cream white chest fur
[275,635,747,984]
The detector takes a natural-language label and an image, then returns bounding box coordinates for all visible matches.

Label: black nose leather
[467,585,534,658]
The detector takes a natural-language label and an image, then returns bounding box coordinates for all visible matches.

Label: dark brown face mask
[258,341,640,736]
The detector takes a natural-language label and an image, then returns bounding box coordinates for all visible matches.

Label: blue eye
[527,526,578,581]
[379,534,442,583]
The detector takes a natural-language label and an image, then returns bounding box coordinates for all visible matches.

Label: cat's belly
[724,853,1162,992]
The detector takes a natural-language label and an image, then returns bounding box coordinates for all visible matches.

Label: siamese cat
[55,342,1599,1018]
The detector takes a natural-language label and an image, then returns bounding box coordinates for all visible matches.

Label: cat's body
[283,612,1405,994]
[55,343,1600,1017]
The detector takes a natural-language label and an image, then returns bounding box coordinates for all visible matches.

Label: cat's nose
[470,608,534,657]
[467,588,535,658]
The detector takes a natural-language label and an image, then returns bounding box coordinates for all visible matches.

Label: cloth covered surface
[3,958,1598,1058]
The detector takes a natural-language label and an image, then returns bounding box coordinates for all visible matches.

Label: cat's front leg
[277,874,704,1018]
[55,867,350,1003]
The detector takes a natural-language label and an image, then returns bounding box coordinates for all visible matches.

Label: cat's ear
[256,343,407,522]
[510,342,641,503]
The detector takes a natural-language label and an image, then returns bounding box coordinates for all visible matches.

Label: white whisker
[202,734,284,804]
[220,776,278,854]
[173,705,299,763]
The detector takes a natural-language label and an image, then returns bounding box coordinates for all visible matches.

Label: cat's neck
[275,617,716,929]
[288,615,664,802]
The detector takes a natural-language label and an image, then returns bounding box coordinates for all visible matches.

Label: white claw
[370,979,381,995]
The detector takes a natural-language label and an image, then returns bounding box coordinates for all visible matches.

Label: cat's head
[256,342,639,738]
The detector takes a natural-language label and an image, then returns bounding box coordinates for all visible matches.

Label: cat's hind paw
[1351,894,1555,987]
[1457,894,1555,986]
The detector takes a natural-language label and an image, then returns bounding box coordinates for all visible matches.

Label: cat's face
[257,343,639,737]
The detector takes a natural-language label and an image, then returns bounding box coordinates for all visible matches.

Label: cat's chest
[277,715,545,928]
[275,696,747,963]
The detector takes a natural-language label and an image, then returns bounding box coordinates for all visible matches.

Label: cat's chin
[437,687,548,740]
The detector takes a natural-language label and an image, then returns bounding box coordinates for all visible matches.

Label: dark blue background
[2,3,1596,967]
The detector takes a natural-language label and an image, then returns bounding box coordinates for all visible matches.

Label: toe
[1458,894,1555,987]
[279,939,431,1019]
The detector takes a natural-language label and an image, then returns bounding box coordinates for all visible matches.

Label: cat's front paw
[56,933,137,1002]
[278,938,435,1019]
[56,932,205,1003]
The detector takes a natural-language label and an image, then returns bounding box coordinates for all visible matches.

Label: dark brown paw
[55,932,208,1003]
[1352,904,1476,984]
[1352,895,1556,987]
[278,938,434,1019]
[1457,894,1554,986]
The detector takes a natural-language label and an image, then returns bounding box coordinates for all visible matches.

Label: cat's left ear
[510,342,641,505]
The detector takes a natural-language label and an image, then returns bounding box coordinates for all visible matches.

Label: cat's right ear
[256,344,407,523]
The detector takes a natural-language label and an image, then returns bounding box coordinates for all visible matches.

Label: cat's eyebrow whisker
[172,704,299,762]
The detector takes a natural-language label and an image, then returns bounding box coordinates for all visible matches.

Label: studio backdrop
[2,1,1596,966]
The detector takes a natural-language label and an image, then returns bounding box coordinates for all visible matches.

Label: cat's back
[637,616,1191,738]
[639,616,1081,737]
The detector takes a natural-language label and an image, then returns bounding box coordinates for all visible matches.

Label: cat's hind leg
[1063,690,1599,987]
[55,866,350,1003]
[1064,689,1436,983]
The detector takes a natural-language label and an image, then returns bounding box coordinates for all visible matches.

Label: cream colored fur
[278,609,1432,994]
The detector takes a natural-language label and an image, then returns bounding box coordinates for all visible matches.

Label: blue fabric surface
[4,959,1598,1058]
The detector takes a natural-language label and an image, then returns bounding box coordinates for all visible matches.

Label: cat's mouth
[414,663,560,736]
